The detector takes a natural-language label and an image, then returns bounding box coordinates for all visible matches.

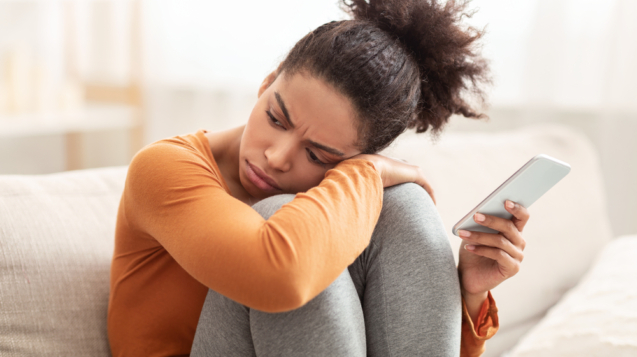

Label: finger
[473,212,525,248]
[505,200,530,232]
[464,245,521,278]
[413,170,436,205]
[458,230,524,261]
[387,156,408,164]
[417,179,436,205]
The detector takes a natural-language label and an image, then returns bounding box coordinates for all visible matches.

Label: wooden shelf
[0,104,139,137]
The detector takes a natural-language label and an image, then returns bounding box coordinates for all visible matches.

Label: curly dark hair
[277,0,490,154]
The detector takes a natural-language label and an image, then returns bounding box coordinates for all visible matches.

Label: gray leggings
[191,183,462,356]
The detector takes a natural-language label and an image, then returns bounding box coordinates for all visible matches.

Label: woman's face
[239,71,361,200]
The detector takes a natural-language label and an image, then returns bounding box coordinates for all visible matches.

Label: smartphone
[452,154,571,236]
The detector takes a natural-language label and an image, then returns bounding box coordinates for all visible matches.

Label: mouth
[245,160,282,192]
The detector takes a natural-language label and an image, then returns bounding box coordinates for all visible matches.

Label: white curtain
[141,0,637,112]
[475,0,637,111]
[3,0,635,114]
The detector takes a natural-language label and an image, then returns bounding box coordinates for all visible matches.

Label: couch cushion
[382,123,613,356]
[508,235,637,357]
[0,166,127,357]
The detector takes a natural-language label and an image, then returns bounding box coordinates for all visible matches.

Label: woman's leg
[192,183,461,356]
[191,194,366,357]
[348,182,462,356]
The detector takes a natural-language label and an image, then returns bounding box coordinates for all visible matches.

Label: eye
[306,148,326,167]
[266,110,285,129]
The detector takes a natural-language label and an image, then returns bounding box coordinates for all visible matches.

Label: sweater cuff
[462,291,499,340]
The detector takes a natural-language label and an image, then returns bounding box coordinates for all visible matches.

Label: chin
[238,170,261,199]
[238,167,274,200]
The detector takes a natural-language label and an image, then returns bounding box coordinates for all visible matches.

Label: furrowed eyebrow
[274,91,294,128]
[309,140,345,157]
[274,91,346,158]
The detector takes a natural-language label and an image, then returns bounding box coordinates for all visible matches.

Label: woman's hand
[457,201,529,322]
[354,153,436,204]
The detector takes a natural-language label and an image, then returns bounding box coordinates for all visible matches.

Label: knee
[250,194,295,220]
[381,183,440,232]
[383,182,434,212]
[370,183,461,306]
[376,183,451,254]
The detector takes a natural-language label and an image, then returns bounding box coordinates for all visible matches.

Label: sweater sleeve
[460,292,500,357]
[123,141,383,313]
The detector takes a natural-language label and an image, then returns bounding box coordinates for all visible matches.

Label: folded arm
[124,142,383,312]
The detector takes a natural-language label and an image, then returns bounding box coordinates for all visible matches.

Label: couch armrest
[0,166,128,356]
[508,235,637,357]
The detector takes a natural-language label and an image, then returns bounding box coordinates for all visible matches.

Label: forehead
[271,72,361,157]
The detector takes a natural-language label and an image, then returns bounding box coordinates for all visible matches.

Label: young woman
[108,0,528,356]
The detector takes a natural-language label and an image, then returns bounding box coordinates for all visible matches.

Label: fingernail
[506,201,515,209]
[465,244,475,251]
[475,213,485,222]
[458,230,471,238]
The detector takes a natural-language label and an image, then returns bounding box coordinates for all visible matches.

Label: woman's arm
[455,201,528,356]
[463,291,489,324]
[124,142,384,313]
[460,292,499,357]
[457,201,528,320]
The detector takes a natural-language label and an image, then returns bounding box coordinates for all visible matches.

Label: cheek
[285,166,326,193]
[242,113,269,153]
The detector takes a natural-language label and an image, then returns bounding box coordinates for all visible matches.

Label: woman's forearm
[462,290,489,325]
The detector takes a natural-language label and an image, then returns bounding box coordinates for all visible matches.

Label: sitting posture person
[108,0,528,356]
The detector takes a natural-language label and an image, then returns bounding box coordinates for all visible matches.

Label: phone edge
[451,154,569,236]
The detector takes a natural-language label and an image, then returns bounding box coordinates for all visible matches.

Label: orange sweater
[107,130,498,357]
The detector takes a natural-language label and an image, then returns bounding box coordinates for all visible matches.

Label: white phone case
[452,154,571,236]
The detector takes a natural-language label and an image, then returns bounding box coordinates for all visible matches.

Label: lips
[246,160,282,192]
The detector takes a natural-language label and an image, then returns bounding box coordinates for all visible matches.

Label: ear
[258,63,284,98]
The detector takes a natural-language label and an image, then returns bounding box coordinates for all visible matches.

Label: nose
[264,139,293,173]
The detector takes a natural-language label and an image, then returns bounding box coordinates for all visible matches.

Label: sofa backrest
[383,123,613,356]
[0,167,127,357]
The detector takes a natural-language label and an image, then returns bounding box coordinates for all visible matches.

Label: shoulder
[126,133,225,196]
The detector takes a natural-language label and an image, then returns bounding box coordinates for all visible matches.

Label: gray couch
[2,124,634,356]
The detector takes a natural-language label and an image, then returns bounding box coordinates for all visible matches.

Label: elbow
[254,227,324,312]
[259,269,314,313]
[281,281,312,311]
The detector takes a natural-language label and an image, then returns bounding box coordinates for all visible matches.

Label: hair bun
[342,0,490,134]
